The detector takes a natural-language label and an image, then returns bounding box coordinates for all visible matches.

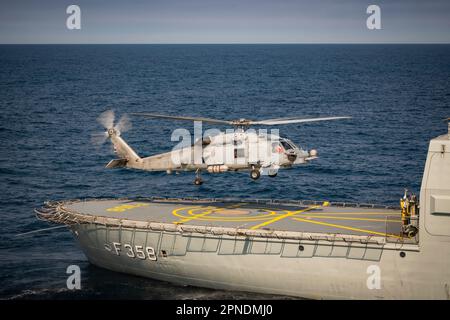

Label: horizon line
[1,42,450,45]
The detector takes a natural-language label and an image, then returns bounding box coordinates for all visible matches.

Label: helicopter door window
[234,148,245,158]
[272,142,283,154]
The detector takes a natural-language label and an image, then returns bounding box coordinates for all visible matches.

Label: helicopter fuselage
[107,129,317,182]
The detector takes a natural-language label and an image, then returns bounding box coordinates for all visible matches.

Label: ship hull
[68,220,449,299]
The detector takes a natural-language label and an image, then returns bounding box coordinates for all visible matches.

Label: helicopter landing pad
[64,198,403,239]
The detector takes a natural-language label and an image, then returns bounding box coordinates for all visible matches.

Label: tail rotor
[91,110,132,147]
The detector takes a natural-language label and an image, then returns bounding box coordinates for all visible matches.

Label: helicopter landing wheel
[194,177,203,185]
[404,225,418,238]
[250,169,261,180]
[268,172,278,178]
[194,169,203,185]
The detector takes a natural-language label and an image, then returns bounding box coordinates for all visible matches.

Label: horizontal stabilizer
[105,158,128,169]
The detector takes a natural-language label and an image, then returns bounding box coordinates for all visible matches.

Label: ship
[35,123,450,299]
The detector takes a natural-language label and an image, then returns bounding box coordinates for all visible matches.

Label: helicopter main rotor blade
[131,113,232,125]
[252,116,352,125]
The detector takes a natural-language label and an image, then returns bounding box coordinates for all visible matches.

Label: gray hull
[69,222,448,299]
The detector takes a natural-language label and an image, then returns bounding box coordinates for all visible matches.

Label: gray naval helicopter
[92,110,351,185]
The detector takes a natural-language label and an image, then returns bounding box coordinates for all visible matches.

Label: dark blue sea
[0,44,449,299]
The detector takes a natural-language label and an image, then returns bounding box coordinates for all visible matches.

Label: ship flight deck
[55,198,404,239]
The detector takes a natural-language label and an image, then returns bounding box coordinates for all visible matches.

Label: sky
[0,0,449,44]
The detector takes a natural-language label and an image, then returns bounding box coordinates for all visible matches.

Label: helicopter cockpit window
[272,142,281,153]
[280,140,293,150]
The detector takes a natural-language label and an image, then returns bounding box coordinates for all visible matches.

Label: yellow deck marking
[174,208,215,224]
[172,206,199,215]
[106,203,149,212]
[184,215,278,222]
[215,209,250,215]
[250,205,319,230]
[173,203,249,224]
[293,217,402,239]
[172,205,281,222]
[180,211,278,221]
[302,211,399,216]
[299,215,401,223]
[187,207,210,216]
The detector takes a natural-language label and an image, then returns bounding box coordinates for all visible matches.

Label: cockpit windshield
[280,140,294,150]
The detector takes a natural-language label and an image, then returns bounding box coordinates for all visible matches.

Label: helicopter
[92,110,351,185]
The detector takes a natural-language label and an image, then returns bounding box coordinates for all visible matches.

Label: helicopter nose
[286,151,297,162]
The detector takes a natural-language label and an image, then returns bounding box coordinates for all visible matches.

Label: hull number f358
[105,242,157,261]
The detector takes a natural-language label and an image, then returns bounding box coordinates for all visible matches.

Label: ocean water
[0,44,449,299]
